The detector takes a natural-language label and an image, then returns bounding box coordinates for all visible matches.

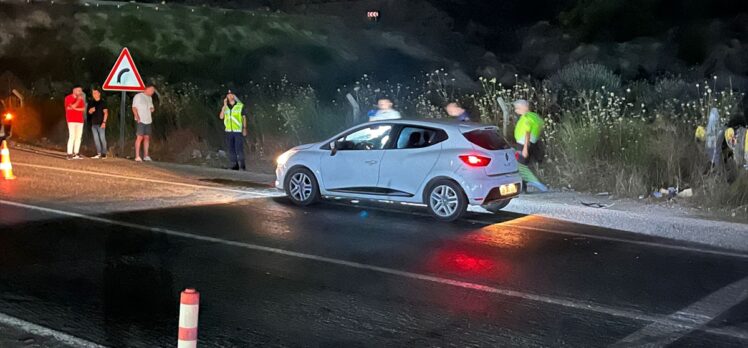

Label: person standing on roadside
[445,102,471,122]
[513,99,548,192]
[88,88,109,159]
[369,97,402,121]
[219,90,248,170]
[64,85,86,160]
[132,85,156,162]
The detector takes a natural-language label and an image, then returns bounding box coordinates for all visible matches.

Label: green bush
[553,62,622,92]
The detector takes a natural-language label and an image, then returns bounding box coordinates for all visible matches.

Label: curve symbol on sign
[117,68,131,83]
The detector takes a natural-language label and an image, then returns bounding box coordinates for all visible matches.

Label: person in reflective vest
[219,90,248,170]
[513,99,548,192]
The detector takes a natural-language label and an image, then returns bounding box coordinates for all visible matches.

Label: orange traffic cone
[1,140,15,180]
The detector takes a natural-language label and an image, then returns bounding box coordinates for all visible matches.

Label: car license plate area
[499,183,518,196]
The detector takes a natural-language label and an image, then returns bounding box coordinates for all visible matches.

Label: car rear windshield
[463,129,511,150]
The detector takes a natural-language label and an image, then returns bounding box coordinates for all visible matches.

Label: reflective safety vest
[224,102,244,133]
[514,112,544,145]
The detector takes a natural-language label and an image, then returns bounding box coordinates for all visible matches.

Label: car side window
[395,127,446,149]
[336,125,392,151]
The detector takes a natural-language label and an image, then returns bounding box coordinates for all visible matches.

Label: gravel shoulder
[501,191,748,253]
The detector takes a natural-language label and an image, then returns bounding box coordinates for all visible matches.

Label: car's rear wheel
[483,199,511,214]
[426,179,467,222]
[284,167,320,206]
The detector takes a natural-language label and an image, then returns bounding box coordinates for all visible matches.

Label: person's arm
[73,98,86,112]
[132,100,141,123]
[132,96,141,123]
[72,97,86,112]
[219,98,227,119]
[102,109,109,128]
[522,132,530,159]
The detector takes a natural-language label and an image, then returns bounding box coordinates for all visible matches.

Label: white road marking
[612,276,748,347]
[13,161,747,259]
[12,162,282,198]
[0,312,105,348]
[494,223,748,260]
[1,199,747,342]
[331,201,748,260]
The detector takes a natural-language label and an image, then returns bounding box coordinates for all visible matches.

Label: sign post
[102,47,146,157]
[120,91,126,154]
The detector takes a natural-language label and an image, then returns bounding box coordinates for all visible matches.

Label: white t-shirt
[369,109,401,121]
[132,93,154,124]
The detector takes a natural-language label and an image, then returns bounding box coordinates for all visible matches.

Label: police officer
[513,99,548,192]
[219,90,248,170]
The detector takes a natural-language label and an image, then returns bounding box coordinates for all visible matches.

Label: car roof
[367,118,496,131]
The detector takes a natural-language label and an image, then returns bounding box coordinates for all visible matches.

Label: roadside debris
[581,201,615,208]
[677,188,693,198]
[645,187,693,200]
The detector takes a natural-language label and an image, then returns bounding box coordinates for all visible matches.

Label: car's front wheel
[426,179,467,222]
[284,167,320,206]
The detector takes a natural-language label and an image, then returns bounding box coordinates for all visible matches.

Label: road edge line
[0,312,106,348]
[12,162,280,197]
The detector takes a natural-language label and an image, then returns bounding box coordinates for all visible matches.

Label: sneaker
[73,154,83,160]
[66,154,73,160]
[101,154,107,159]
[135,157,143,162]
[144,156,153,162]
[92,154,101,159]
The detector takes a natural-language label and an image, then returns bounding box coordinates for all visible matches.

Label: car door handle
[365,160,378,165]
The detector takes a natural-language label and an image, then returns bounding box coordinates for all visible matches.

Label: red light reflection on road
[428,250,508,279]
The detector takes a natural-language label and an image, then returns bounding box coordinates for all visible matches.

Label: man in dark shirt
[88,88,109,158]
[445,102,471,122]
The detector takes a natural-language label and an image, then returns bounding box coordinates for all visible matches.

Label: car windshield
[463,128,511,150]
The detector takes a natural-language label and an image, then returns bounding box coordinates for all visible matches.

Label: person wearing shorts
[132,85,156,162]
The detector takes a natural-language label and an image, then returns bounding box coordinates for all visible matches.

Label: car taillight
[459,155,491,167]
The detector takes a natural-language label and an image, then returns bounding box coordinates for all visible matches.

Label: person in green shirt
[513,99,548,192]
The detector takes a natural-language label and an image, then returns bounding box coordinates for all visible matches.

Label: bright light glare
[276,150,296,166]
[3,113,11,121]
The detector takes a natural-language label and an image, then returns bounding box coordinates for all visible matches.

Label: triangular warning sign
[102,48,146,92]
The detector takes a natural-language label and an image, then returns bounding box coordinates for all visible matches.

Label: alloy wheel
[429,185,459,217]
[289,172,313,202]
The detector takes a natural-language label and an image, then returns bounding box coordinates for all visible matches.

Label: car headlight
[276,150,296,166]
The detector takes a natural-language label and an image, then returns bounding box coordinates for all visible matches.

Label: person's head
[445,102,465,117]
[377,97,393,111]
[92,88,101,101]
[72,85,83,97]
[513,99,530,115]
[144,85,156,97]
[227,90,236,103]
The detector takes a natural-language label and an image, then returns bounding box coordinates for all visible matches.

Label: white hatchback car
[275,119,522,221]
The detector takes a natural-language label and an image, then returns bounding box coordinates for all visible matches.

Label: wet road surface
[0,150,747,347]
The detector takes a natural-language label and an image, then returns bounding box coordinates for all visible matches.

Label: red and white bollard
[178,288,200,348]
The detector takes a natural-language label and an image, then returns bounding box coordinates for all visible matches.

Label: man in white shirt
[131,85,156,162]
[369,97,402,121]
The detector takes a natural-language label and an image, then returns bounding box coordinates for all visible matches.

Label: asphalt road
[1,149,747,347]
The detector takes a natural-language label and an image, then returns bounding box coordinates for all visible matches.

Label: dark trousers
[515,140,545,165]
[226,132,245,167]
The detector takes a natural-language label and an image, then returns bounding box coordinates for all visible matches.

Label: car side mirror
[330,141,338,156]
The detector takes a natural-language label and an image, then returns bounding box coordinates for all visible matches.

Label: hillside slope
[0,1,474,96]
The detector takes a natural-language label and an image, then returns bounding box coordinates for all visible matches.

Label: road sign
[102,48,146,92]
